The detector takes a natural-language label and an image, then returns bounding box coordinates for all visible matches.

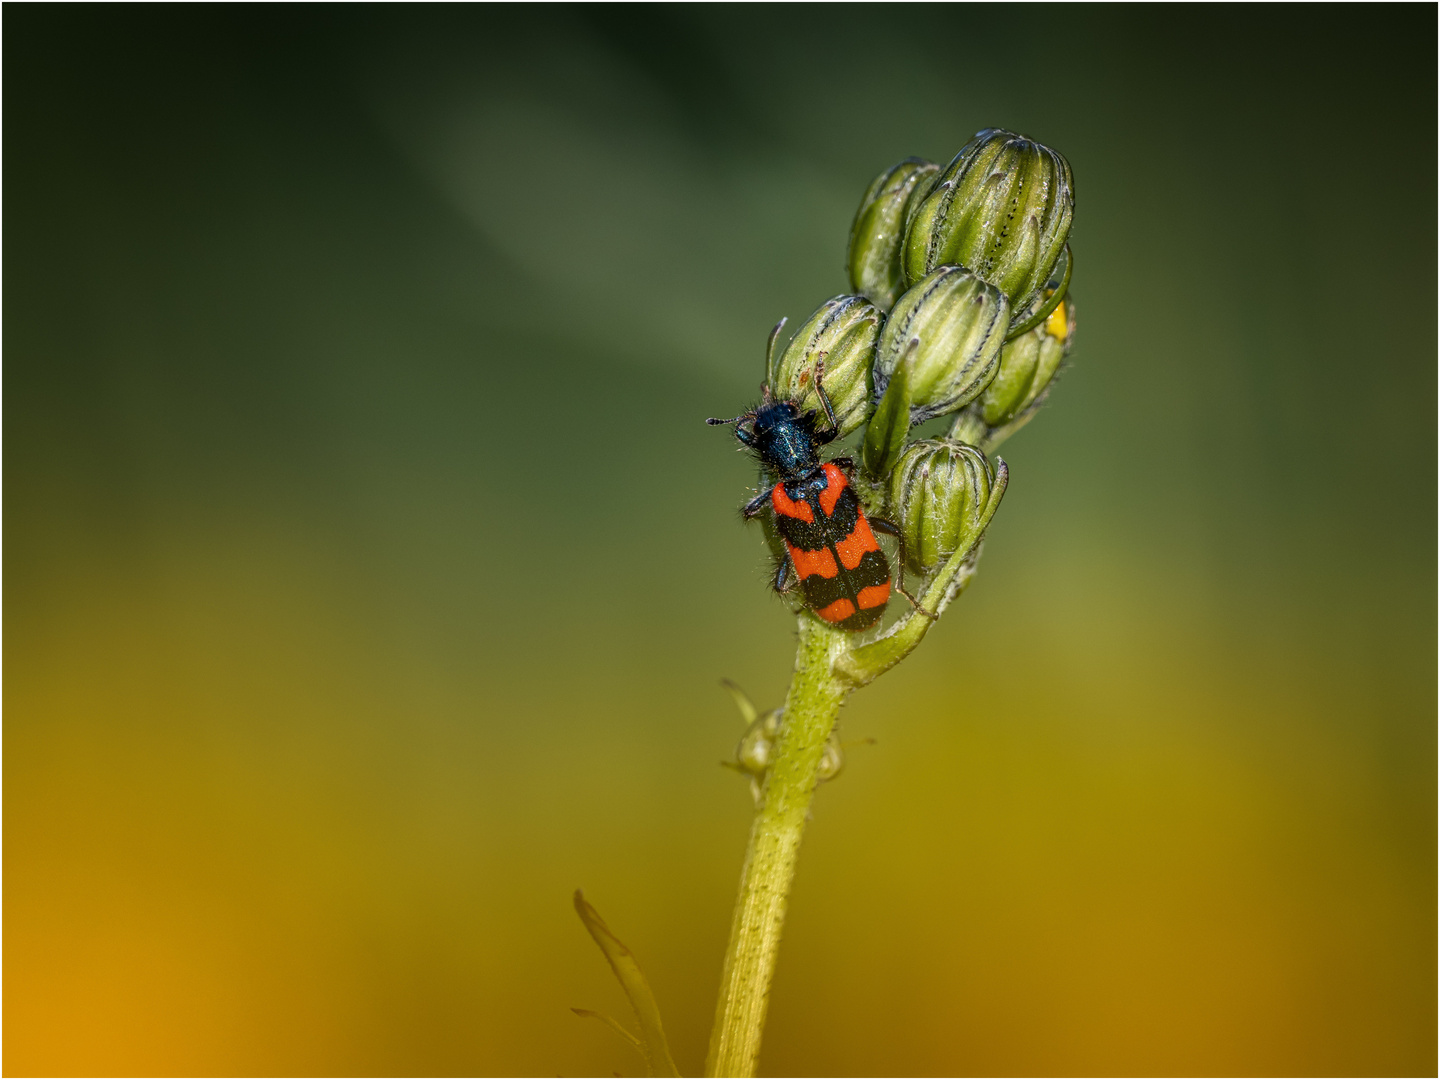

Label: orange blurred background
[6,6,1435,1076]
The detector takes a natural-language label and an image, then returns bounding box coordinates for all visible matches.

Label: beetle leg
[811,355,839,444]
[741,485,775,520]
[870,516,937,617]
[772,553,798,595]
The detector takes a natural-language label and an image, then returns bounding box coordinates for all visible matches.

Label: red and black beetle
[708,362,916,631]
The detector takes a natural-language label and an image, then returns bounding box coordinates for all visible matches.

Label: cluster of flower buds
[760,128,1077,627]
[901,129,1073,314]
[847,129,1074,319]
[847,129,1075,480]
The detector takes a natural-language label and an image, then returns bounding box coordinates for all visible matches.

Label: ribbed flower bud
[949,293,1075,451]
[769,295,881,437]
[888,439,998,574]
[847,158,940,312]
[903,128,1074,311]
[979,292,1075,426]
[871,266,1009,424]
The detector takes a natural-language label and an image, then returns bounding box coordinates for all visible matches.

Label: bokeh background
[6,5,1435,1076]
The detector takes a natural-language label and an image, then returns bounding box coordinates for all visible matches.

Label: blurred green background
[6,5,1435,1076]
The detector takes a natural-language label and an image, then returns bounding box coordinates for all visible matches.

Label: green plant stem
[705,615,850,1078]
[705,465,1006,1076]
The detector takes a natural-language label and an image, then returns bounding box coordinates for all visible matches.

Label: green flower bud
[847,158,940,311]
[735,709,845,782]
[903,128,1074,311]
[732,705,845,802]
[887,439,999,575]
[872,266,1009,424]
[736,707,782,777]
[950,293,1075,452]
[978,292,1075,426]
[770,295,882,437]
[721,683,859,803]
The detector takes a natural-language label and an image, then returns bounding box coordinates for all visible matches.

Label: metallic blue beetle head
[706,318,840,483]
[744,399,824,481]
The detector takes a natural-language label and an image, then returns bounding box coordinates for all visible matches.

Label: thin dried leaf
[573,890,681,1078]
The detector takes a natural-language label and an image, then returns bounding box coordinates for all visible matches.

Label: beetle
[707,357,921,631]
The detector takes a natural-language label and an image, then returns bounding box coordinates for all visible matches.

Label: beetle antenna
[811,352,838,435]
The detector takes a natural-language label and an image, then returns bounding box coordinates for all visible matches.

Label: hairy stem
[705,473,1004,1075]
[705,615,850,1077]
